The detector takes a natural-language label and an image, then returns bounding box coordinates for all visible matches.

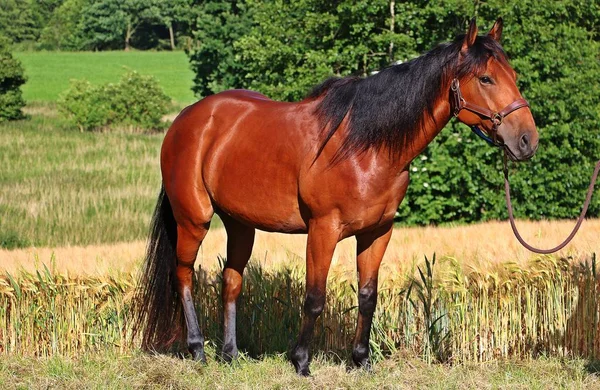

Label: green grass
[1,351,599,389]
[0,114,163,247]
[14,51,196,104]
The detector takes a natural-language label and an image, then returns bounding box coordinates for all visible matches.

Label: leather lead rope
[503,152,600,254]
[452,78,599,253]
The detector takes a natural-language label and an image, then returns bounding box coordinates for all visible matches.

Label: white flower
[421,155,428,161]
[423,183,429,188]
[412,167,418,172]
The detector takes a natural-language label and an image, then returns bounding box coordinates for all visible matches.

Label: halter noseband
[451,78,530,147]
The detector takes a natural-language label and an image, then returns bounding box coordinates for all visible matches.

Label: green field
[14,51,196,104]
[0,114,227,249]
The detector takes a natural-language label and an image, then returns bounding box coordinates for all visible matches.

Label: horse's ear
[488,17,503,41]
[462,18,478,51]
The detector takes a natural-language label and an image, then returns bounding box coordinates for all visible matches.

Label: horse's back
[161,90,319,232]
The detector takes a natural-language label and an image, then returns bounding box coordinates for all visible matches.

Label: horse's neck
[389,92,453,171]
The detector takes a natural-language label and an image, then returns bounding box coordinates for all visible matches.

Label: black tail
[131,185,183,351]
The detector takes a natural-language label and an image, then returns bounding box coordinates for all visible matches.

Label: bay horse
[133,18,538,375]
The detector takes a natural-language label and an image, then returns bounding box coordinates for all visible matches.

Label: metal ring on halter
[450,79,459,91]
[491,112,504,126]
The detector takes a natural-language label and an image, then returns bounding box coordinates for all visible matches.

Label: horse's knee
[358,285,378,317]
[304,292,325,317]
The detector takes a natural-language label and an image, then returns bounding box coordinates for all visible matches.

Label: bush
[58,71,172,131]
[0,42,26,122]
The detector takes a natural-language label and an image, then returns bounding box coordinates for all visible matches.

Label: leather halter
[450,78,530,147]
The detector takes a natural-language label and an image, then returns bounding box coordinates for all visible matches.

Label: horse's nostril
[520,134,530,149]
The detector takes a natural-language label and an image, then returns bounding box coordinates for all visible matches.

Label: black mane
[309,35,508,162]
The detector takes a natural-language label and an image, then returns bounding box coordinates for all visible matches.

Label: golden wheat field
[3,218,599,277]
[2,218,600,364]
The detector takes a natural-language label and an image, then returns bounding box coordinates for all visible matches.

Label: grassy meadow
[14,51,196,105]
[2,50,600,386]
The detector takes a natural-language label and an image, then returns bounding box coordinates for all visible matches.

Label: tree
[233,0,415,101]
[39,0,87,50]
[157,0,193,50]
[81,0,162,50]
[188,1,253,97]
[0,0,64,45]
[0,0,42,44]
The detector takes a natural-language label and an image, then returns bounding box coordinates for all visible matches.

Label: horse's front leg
[352,223,393,369]
[290,218,339,376]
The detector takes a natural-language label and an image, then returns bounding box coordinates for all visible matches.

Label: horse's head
[453,18,538,161]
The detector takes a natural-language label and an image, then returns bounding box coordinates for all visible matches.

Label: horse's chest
[343,171,409,231]
[302,167,409,235]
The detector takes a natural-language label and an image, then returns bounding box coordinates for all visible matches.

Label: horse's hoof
[354,359,372,372]
[352,350,372,371]
[191,351,207,363]
[290,346,311,376]
[291,359,311,376]
[189,342,207,363]
[221,344,238,363]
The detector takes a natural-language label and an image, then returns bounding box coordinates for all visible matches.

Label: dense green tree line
[0,0,195,50]
[188,0,600,224]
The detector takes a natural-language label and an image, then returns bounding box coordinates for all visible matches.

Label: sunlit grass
[1,254,599,364]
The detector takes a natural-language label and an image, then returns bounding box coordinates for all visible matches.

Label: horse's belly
[216,196,308,234]
[202,130,309,233]
[210,173,307,233]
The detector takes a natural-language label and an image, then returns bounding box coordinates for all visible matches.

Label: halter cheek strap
[450,78,530,147]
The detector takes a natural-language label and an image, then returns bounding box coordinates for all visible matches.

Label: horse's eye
[479,76,493,85]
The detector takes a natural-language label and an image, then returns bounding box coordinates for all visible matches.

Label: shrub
[0,42,26,122]
[58,70,172,132]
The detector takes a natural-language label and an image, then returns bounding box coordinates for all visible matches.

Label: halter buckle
[450,78,460,91]
[451,79,463,117]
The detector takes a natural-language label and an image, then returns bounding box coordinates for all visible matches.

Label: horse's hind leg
[219,213,255,362]
[169,185,213,361]
[175,223,210,361]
